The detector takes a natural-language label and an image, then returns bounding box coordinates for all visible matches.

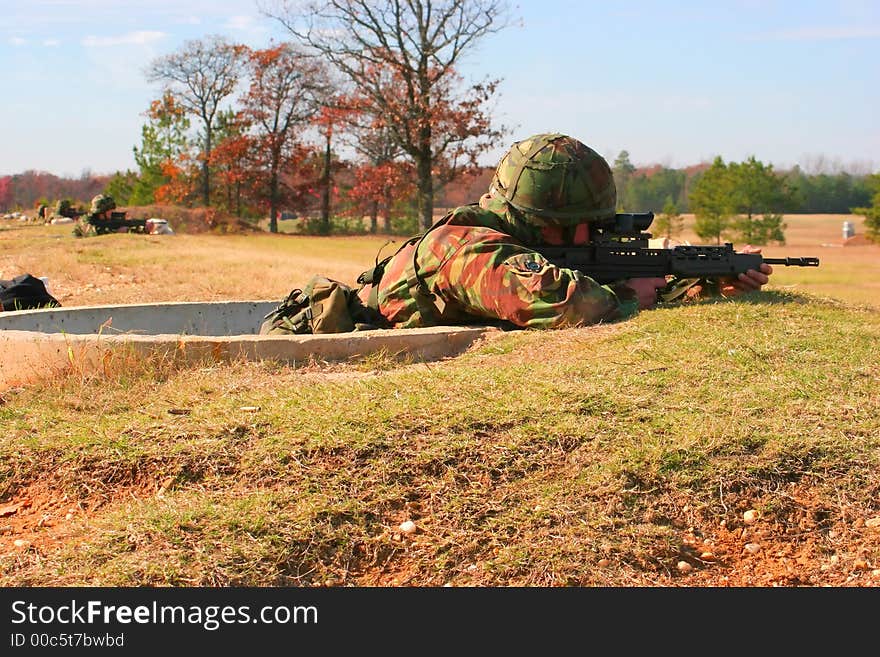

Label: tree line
[4,153,877,243]
[613,151,878,244]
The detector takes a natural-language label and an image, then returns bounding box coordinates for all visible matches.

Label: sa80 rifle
[534,212,819,285]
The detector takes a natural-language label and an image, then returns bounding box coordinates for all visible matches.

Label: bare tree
[146,35,245,207]
[262,0,513,229]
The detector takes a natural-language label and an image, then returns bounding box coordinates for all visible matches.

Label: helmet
[55,199,72,216]
[489,133,616,226]
[90,194,116,215]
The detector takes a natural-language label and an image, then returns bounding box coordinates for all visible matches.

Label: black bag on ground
[259,275,386,335]
[0,273,61,311]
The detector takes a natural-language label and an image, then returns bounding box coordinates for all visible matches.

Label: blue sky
[1,0,878,178]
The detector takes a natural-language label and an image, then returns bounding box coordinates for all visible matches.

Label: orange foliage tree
[208,110,260,218]
[348,160,416,233]
[240,43,328,233]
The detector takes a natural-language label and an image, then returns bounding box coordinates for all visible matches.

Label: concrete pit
[0,301,499,389]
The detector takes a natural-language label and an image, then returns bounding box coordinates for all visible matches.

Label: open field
[2,212,877,310]
[0,214,878,587]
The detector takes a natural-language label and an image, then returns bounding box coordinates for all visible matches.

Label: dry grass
[0,224,396,307]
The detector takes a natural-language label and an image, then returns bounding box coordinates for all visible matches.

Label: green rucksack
[259,275,387,335]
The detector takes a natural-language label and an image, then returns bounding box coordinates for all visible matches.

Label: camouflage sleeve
[433,239,639,329]
[659,277,722,304]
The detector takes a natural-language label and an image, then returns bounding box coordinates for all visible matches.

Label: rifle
[535,212,819,285]
[87,211,148,235]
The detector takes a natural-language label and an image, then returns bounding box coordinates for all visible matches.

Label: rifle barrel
[762,257,820,267]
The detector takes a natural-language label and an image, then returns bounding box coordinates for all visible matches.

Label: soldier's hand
[625,277,669,309]
[719,245,773,297]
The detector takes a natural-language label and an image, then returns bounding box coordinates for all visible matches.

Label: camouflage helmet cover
[489,133,617,226]
[90,194,116,214]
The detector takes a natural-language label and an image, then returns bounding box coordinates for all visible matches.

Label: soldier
[356,133,772,329]
[88,194,116,222]
[73,194,116,237]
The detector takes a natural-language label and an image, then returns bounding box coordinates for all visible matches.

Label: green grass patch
[2,292,878,586]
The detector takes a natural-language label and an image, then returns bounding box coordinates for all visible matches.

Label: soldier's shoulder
[441,203,506,228]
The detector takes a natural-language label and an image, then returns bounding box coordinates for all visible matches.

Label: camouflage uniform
[357,134,642,330]
[73,194,116,238]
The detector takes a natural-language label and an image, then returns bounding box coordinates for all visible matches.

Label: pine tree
[689,157,733,244]
[653,195,684,240]
[853,173,880,243]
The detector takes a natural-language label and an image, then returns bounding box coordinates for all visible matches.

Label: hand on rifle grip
[624,277,670,309]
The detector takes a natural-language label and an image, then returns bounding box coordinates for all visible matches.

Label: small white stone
[743,509,759,524]
[744,542,761,554]
[398,520,417,534]
[13,539,29,548]
[677,561,693,573]
[865,517,880,528]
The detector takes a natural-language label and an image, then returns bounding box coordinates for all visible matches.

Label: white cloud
[224,14,270,39]
[748,26,880,41]
[10,37,27,46]
[81,31,166,47]
[43,39,60,47]
[225,15,256,31]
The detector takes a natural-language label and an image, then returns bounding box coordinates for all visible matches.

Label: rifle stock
[535,212,819,285]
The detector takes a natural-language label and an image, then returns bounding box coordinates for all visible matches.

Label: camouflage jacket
[357,196,641,330]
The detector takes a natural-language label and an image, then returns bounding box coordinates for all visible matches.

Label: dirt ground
[2,409,878,588]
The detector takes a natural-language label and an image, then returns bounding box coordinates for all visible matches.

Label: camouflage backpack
[259,275,387,335]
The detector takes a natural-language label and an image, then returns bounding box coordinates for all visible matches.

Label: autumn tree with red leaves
[313,104,351,234]
[349,159,416,233]
[327,82,411,233]
[209,109,258,218]
[265,0,513,229]
[154,157,197,206]
[240,43,328,233]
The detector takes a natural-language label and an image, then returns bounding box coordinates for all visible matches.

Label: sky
[1,0,878,179]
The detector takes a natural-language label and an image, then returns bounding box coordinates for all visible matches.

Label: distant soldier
[87,194,117,222]
[56,199,72,218]
[73,194,116,237]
